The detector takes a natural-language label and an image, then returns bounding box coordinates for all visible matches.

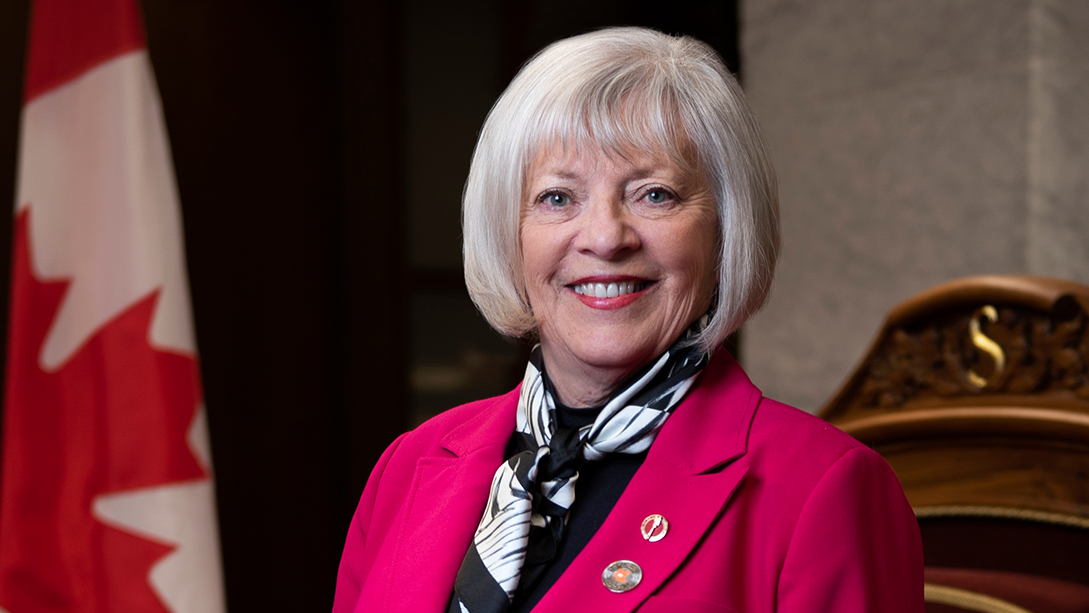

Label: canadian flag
[0,0,227,612]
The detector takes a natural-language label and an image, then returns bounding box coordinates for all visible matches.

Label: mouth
[570,280,651,298]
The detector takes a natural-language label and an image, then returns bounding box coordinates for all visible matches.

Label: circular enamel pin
[602,560,643,593]
[640,514,669,542]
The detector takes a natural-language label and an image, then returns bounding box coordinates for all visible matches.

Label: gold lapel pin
[640,514,669,542]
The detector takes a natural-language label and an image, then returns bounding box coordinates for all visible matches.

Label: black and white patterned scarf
[448,316,711,613]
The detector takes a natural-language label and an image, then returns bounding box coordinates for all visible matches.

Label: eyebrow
[543,170,581,181]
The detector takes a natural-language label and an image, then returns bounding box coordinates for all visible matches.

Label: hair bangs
[519,63,699,180]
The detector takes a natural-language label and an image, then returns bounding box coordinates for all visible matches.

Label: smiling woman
[333,27,924,613]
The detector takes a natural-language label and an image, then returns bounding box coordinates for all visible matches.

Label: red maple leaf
[0,209,209,613]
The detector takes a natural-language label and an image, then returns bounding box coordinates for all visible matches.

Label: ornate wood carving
[820,276,1089,424]
[856,297,1089,409]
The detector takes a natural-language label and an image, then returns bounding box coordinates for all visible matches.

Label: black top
[508,402,648,612]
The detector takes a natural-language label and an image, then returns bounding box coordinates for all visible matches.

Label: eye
[642,187,675,205]
[540,191,571,207]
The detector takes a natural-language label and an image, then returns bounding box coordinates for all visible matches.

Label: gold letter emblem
[966,305,1005,389]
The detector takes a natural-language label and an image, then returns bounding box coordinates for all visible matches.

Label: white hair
[463,27,780,353]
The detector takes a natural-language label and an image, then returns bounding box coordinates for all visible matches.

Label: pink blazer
[333,352,924,612]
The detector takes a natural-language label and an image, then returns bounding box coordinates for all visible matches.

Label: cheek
[671,226,719,302]
[520,232,544,284]
[519,226,563,297]
[521,219,571,263]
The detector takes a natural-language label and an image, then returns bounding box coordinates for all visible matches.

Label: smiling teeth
[572,281,646,298]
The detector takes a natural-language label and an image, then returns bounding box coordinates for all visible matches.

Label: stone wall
[740,0,1089,411]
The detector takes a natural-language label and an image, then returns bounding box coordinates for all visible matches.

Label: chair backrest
[818,276,1089,611]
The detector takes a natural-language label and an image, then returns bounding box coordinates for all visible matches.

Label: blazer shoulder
[395,385,520,458]
[749,396,880,470]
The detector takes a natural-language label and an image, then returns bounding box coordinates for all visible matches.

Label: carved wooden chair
[819,276,1089,613]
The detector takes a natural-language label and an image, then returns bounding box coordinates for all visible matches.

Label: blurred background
[0,0,1085,610]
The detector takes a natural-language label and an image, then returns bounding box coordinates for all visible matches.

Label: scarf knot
[537,426,582,485]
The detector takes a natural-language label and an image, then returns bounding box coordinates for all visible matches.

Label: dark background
[0,0,738,609]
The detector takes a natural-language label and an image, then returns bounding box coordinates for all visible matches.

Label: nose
[573,195,641,260]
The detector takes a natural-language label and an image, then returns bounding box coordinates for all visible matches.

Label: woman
[334,27,923,613]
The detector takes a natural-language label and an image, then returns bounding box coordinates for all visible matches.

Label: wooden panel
[876,438,1089,519]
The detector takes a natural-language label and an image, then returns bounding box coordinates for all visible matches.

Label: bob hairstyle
[463,27,780,353]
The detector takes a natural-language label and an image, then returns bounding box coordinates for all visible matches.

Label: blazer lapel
[532,352,762,613]
[534,458,751,612]
[380,392,517,613]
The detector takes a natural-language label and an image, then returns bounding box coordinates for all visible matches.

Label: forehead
[526,140,685,181]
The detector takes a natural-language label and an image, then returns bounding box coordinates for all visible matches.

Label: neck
[538,344,645,408]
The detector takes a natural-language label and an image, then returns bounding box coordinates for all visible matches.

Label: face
[520,143,719,405]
